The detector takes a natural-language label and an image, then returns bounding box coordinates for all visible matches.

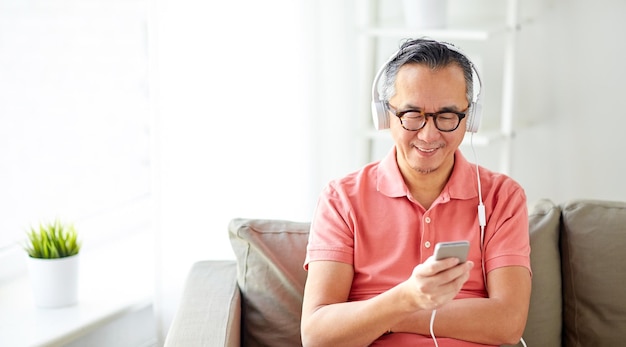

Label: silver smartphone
[434,241,470,263]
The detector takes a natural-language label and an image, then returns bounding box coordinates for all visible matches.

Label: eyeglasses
[386,102,468,132]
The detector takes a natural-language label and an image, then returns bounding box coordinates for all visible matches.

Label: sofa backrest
[229,218,310,347]
[516,199,563,347]
[560,199,626,347]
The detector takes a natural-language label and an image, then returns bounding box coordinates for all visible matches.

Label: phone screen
[434,241,470,263]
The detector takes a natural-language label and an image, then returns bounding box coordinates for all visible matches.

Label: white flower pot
[27,254,80,308]
[402,0,448,29]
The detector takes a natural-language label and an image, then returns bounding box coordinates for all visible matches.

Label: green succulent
[25,219,81,259]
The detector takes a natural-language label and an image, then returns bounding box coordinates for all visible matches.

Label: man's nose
[417,117,440,141]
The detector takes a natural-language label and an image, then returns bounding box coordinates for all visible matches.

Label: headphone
[371,40,483,133]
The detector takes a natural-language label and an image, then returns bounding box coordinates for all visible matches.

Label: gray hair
[380,38,475,105]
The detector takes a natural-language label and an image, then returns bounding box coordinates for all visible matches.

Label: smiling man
[301,38,531,347]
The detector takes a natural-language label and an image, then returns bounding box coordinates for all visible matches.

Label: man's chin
[413,165,438,174]
[410,156,441,174]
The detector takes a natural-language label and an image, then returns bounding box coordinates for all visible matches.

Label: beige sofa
[164,199,626,347]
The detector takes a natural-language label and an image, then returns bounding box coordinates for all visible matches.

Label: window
[0,0,150,278]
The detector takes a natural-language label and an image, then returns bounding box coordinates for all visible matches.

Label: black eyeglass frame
[385,102,469,132]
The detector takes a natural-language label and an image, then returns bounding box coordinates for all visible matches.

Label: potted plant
[24,219,82,308]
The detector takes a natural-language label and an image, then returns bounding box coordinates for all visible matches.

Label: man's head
[380,39,478,178]
[371,38,481,132]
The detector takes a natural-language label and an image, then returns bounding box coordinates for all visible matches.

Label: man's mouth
[416,146,438,153]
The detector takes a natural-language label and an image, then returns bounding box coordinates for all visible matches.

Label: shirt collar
[377,147,478,201]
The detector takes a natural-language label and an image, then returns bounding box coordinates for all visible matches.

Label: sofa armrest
[164,260,241,347]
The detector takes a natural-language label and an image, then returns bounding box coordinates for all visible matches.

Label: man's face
[388,63,468,176]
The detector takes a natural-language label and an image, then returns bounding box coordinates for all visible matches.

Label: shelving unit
[356,0,523,175]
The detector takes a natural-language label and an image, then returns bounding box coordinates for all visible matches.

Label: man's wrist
[391,310,432,335]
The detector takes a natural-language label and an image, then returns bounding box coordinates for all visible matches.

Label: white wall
[507,0,626,204]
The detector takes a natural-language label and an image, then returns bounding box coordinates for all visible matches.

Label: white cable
[469,132,484,209]
[430,309,439,347]
[470,132,488,289]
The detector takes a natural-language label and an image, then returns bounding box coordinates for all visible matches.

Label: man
[301,38,531,347]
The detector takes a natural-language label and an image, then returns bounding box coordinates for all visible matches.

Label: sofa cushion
[561,199,626,347]
[516,199,562,347]
[229,218,310,347]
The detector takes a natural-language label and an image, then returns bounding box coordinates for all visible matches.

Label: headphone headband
[371,40,483,133]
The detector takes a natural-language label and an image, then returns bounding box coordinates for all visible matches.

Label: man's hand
[401,257,474,311]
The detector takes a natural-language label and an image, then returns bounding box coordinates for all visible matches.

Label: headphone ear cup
[466,102,482,133]
[371,100,390,130]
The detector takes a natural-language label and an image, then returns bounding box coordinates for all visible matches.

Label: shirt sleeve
[483,178,532,275]
[304,181,355,270]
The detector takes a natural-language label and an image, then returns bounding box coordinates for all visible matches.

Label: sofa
[164,199,626,347]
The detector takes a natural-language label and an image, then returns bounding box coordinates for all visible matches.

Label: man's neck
[400,158,454,210]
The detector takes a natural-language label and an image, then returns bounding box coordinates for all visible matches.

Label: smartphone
[434,241,470,263]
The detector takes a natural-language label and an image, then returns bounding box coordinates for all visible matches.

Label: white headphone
[371,40,483,133]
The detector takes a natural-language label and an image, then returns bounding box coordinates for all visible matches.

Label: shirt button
[425,241,431,248]
[425,217,431,223]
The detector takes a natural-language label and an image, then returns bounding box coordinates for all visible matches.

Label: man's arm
[300,257,473,347]
[391,265,531,346]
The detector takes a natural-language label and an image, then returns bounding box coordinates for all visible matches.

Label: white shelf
[361,27,493,41]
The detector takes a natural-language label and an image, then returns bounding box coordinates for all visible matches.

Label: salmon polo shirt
[304,147,531,347]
